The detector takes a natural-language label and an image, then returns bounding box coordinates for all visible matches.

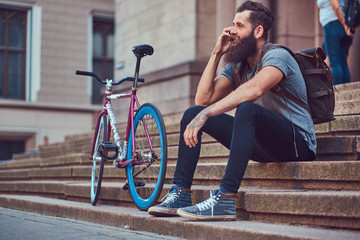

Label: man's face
[230,11,254,42]
[223,11,258,65]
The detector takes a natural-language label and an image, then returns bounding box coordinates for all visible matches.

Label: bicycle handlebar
[75,70,144,85]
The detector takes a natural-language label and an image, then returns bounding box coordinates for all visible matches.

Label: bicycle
[76,44,167,211]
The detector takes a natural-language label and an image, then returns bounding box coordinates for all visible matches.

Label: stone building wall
[114,0,217,115]
[114,0,360,117]
[37,0,114,104]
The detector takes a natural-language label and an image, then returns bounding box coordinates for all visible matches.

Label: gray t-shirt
[220,45,316,155]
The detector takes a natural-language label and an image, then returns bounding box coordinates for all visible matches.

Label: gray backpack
[234,44,335,124]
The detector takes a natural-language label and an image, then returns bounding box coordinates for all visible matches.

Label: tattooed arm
[184,66,284,148]
[184,105,214,148]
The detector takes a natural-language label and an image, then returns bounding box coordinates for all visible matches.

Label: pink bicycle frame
[90,88,154,168]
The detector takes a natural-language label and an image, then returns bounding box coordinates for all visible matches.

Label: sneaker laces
[160,190,178,204]
[196,190,217,216]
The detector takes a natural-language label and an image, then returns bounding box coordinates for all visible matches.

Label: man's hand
[184,107,213,148]
[194,27,235,107]
[212,27,235,56]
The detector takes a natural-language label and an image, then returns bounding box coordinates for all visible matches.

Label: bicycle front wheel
[90,114,107,206]
[127,103,167,211]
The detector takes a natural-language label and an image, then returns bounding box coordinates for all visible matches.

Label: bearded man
[148,0,316,221]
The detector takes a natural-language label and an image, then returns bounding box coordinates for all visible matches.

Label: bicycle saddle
[132,44,154,57]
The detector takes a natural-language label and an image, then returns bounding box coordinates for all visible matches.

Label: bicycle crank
[122,181,146,190]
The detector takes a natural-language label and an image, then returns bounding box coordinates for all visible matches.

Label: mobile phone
[227,31,235,41]
[348,27,355,34]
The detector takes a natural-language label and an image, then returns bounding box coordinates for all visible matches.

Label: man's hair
[237,1,274,40]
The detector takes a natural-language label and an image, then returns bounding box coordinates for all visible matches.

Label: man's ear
[254,25,264,39]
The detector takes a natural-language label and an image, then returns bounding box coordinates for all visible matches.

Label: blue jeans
[172,103,315,193]
[324,20,352,85]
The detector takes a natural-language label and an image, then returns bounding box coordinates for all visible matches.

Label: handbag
[345,0,360,28]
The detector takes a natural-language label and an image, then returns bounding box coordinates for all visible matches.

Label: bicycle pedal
[135,181,146,187]
[99,142,118,160]
[122,182,146,190]
[123,183,129,190]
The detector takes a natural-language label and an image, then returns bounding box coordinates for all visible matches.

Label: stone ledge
[0,153,90,170]
[334,100,360,115]
[335,82,360,92]
[1,189,360,232]
[317,136,359,155]
[1,181,360,221]
[2,194,360,240]
[315,115,360,136]
[336,89,360,101]
[1,161,360,190]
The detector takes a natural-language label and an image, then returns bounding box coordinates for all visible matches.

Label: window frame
[91,16,114,105]
[0,7,27,100]
[0,2,41,103]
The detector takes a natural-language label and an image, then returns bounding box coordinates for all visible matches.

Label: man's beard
[223,30,258,65]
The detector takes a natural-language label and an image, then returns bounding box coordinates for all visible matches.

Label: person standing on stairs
[148,0,316,221]
[317,0,355,85]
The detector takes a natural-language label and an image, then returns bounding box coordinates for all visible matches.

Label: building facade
[0,0,359,159]
[0,0,114,159]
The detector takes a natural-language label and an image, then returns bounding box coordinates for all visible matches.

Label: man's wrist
[212,49,222,56]
[211,49,223,61]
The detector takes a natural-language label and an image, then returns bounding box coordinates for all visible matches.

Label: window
[0,140,25,161]
[92,17,114,104]
[0,8,27,100]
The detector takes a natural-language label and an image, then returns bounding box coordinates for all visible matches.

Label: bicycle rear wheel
[90,114,107,206]
[127,103,167,211]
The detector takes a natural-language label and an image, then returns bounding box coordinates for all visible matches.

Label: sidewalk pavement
[0,207,184,240]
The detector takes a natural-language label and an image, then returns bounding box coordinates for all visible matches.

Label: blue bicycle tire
[126,103,167,211]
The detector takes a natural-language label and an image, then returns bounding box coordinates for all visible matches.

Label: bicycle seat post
[131,44,154,90]
[132,56,142,90]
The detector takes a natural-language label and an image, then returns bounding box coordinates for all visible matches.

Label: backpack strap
[255,43,295,72]
[257,44,311,115]
[234,43,311,115]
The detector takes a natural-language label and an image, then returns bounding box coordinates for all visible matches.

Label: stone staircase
[1,82,360,239]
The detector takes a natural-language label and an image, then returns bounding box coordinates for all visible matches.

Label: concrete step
[1,161,359,191]
[9,130,357,170]
[168,135,360,161]
[335,81,360,101]
[0,182,360,231]
[336,88,360,101]
[23,111,360,164]
[11,98,359,163]
[334,100,360,116]
[316,136,360,160]
[12,150,41,161]
[30,117,182,160]
[1,194,359,240]
[315,115,360,137]
[10,82,358,161]
[173,161,360,191]
[335,81,360,92]
[0,153,90,170]
[2,134,358,177]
